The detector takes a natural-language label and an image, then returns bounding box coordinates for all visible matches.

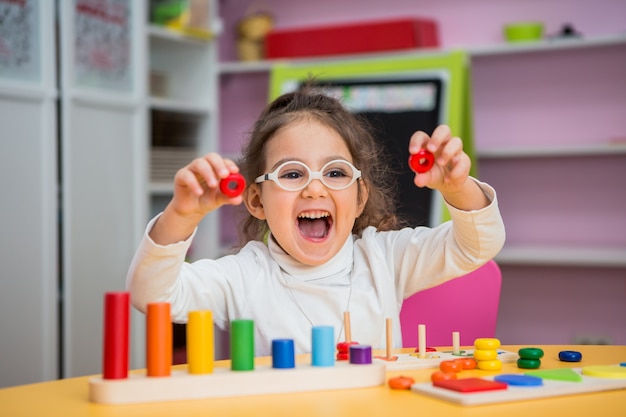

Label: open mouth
[297,211,332,239]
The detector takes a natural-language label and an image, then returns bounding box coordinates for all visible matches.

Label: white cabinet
[0,0,58,388]
[0,0,221,386]
[57,0,147,378]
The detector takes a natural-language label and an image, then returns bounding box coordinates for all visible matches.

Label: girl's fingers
[426,125,452,153]
[443,153,471,186]
[181,153,241,193]
[436,136,463,166]
[408,130,431,153]
[174,167,206,196]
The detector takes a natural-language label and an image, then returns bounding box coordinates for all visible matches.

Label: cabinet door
[0,0,58,388]
[58,0,147,378]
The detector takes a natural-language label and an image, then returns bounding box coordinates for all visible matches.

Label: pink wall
[217,0,626,345]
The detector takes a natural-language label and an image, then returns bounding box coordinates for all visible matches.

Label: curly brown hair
[237,86,402,245]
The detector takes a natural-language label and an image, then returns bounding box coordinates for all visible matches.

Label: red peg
[219,173,246,197]
[409,149,435,173]
[103,292,130,379]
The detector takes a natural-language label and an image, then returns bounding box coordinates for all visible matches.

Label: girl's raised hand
[170,153,244,219]
[408,125,471,194]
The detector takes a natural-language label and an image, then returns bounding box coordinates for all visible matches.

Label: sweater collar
[268,234,354,282]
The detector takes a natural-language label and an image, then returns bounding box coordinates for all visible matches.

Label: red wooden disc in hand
[219,173,246,197]
[409,149,435,173]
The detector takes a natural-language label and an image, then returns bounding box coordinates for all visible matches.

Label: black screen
[310,77,444,227]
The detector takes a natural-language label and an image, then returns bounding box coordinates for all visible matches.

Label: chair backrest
[399,260,502,348]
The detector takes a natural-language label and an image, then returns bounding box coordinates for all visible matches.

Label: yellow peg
[187,311,214,374]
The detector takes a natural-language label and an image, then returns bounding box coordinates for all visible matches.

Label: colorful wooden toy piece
[388,376,415,390]
[219,173,246,197]
[559,350,582,362]
[433,377,507,393]
[474,349,499,361]
[231,319,255,371]
[494,374,543,387]
[474,338,501,350]
[272,339,295,369]
[518,347,544,360]
[582,365,626,379]
[349,345,372,364]
[413,367,626,406]
[525,368,583,383]
[409,149,435,173]
[477,359,503,371]
[147,302,172,377]
[187,311,214,374]
[336,311,358,361]
[103,292,129,380]
[312,325,335,367]
[455,357,477,370]
[517,358,541,369]
[430,371,457,382]
[440,360,463,373]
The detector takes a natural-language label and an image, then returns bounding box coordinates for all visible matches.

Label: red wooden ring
[219,173,246,197]
[409,149,435,173]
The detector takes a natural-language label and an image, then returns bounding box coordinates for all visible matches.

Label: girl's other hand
[408,124,471,194]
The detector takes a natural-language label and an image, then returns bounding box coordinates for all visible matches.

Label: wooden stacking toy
[336,311,358,360]
[89,293,385,404]
[517,347,544,369]
[473,338,503,371]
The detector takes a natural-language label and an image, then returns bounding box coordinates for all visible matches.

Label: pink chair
[399,260,502,348]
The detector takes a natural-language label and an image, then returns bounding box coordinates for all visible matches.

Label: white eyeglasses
[254,159,362,191]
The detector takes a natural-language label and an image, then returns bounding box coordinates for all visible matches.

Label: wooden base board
[412,366,626,406]
[89,361,386,404]
[374,349,518,370]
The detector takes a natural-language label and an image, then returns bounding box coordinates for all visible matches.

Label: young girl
[127,88,505,356]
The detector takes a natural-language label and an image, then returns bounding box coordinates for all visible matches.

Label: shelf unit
[217,34,626,267]
[218,33,626,73]
[470,35,626,269]
[146,0,221,260]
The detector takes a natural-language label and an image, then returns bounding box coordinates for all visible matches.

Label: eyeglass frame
[254,159,362,191]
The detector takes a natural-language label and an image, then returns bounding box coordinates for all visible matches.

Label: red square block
[434,378,508,393]
[265,18,439,59]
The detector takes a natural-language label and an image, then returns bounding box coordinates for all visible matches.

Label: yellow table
[1,345,625,416]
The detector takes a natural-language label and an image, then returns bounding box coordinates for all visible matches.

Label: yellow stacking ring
[473,349,499,361]
[474,338,501,350]
[477,359,503,371]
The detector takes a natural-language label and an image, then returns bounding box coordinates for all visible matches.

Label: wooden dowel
[418,324,426,358]
[343,311,352,343]
[452,331,461,355]
[385,318,393,359]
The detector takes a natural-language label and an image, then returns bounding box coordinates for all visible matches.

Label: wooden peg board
[411,365,626,406]
[89,361,386,404]
[374,349,518,371]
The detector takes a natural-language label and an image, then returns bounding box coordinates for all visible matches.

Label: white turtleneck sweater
[127,180,505,357]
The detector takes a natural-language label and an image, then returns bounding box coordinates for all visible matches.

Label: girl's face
[245,118,368,266]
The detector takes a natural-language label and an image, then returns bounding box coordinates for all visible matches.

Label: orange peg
[147,302,172,377]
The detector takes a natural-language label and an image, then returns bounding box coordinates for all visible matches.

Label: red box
[265,18,439,59]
